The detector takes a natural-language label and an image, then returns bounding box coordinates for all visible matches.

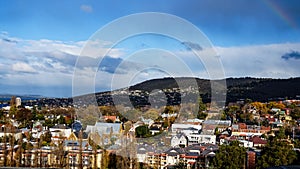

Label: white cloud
[0,35,124,92]
[1,33,300,97]
[216,43,300,78]
[80,5,93,13]
[12,62,36,73]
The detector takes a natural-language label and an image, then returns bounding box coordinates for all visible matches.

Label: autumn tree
[9,96,17,118]
[15,135,23,167]
[32,138,39,167]
[143,108,160,120]
[78,130,83,169]
[123,121,133,135]
[9,132,16,166]
[267,101,286,110]
[122,109,141,122]
[3,128,7,166]
[101,149,109,169]
[179,103,198,120]
[40,131,52,146]
[115,136,138,169]
[55,139,66,168]
[76,105,100,128]
[99,106,115,115]
[163,106,177,114]
[251,101,269,114]
[227,105,240,115]
[88,137,99,169]
[15,108,32,128]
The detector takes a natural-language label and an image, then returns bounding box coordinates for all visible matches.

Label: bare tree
[9,126,15,167]
[78,130,83,169]
[15,134,23,167]
[3,127,7,166]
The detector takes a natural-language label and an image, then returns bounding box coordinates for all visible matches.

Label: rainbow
[263,0,297,29]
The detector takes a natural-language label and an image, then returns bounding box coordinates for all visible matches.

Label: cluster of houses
[0,121,102,168]
[0,98,299,168]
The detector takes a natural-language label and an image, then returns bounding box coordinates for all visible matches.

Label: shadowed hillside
[128,77,300,103]
[72,77,300,107]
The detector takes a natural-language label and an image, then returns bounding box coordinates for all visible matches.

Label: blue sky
[0,0,300,97]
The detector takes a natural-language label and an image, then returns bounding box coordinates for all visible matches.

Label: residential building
[171,133,188,147]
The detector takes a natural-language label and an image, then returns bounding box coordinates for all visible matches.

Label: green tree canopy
[197,97,208,119]
[257,131,297,168]
[212,141,246,169]
[135,125,150,138]
[291,107,300,120]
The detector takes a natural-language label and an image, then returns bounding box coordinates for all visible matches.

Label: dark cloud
[99,56,141,74]
[281,51,300,60]
[1,38,17,43]
[181,41,203,51]
[99,56,123,74]
[77,55,135,74]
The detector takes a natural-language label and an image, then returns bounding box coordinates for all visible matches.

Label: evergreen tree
[135,125,150,138]
[257,130,297,168]
[212,141,246,169]
[197,97,207,119]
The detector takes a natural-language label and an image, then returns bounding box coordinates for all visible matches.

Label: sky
[0,0,300,97]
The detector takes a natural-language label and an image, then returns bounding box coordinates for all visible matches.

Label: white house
[171,123,201,136]
[187,134,216,145]
[171,133,188,147]
[49,124,72,143]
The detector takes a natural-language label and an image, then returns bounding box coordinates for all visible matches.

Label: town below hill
[1,77,300,108]
[0,77,299,168]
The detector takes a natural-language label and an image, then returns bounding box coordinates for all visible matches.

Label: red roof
[261,126,271,131]
[103,116,117,122]
[185,156,198,158]
[249,136,267,145]
[238,123,247,129]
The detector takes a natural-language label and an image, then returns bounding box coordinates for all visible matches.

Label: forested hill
[129,77,300,103]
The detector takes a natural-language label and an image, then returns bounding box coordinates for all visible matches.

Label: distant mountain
[0,94,44,102]
[14,77,300,107]
[127,77,300,103]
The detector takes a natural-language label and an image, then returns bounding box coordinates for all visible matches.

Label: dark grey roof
[164,147,185,156]
[172,133,186,139]
[201,149,215,156]
[266,166,300,169]
[136,144,156,154]
[185,151,199,157]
